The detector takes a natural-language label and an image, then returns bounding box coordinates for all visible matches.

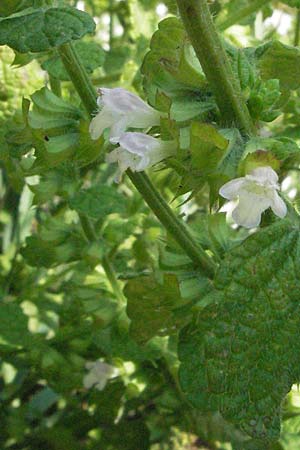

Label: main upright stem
[176,0,255,136]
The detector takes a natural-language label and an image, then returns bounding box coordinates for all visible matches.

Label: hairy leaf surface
[0,6,95,53]
[179,219,300,443]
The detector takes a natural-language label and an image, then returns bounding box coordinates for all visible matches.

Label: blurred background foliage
[1,1,300,449]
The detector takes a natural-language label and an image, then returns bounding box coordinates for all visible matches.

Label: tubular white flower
[219,166,287,228]
[83,360,118,391]
[89,87,161,143]
[106,132,175,182]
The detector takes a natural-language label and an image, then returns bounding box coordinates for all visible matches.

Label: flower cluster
[89,88,287,229]
[89,87,175,181]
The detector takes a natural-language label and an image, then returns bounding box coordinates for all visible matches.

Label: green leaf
[0,6,95,53]
[69,184,126,220]
[257,41,300,91]
[0,303,30,348]
[190,122,229,173]
[170,94,216,122]
[179,219,300,443]
[245,136,300,162]
[29,163,80,204]
[42,41,105,81]
[21,217,85,267]
[142,17,207,112]
[26,87,101,170]
[0,0,44,17]
[125,274,183,344]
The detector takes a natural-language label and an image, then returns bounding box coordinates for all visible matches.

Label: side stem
[59,42,216,276]
[59,42,97,115]
[176,0,255,135]
[127,170,215,277]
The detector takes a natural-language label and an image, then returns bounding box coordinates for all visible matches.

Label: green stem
[102,254,126,303]
[59,42,216,277]
[176,0,255,135]
[217,0,270,32]
[49,75,62,97]
[127,170,215,277]
[294,9,300,46]
[79,214,126,303]
[58,42,97,115]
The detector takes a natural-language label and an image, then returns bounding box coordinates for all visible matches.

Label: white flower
[219,166,287,228]
[89,88,161,143]
[83,360,118,391]
[106,132,175,182]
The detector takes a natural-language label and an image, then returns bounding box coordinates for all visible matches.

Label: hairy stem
[127,170,215,277]
[58,42,97,115]
[176,0,255,135]
[217,0,270,32]
[59,41,216,276]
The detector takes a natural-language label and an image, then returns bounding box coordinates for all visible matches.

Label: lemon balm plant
[1,0,300,449]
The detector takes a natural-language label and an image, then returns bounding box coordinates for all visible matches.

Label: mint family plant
[1,0,300,449]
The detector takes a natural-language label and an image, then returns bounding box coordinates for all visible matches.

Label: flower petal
[119,132,156,156]
[106,146,144,182]
[109,116,129,144]
[270,191,287,218]
[219,178,246,200]
[89,107,115,140]
[232,192,271,228]
[100,87,155,114]
[247,166,278,185]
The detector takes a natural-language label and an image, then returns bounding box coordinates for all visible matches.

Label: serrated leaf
[179,219,300,443]
[142,17,208,119]
[42,41,105,81]
[26,87,101,170]
[0,6,95,53]
[142,17,205,92]
[257,41,300,91]
[69,184,126,220]
[125,274,183,344]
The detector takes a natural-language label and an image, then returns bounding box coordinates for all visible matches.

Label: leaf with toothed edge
[178,219,300,444]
